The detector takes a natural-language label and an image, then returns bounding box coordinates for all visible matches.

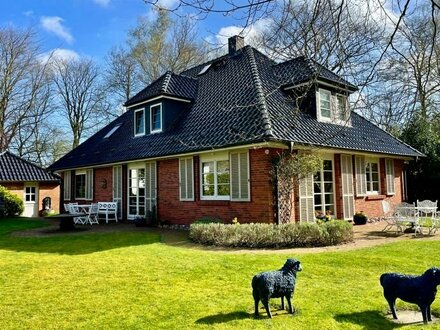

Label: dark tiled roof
[124,71,198,106]
[0,151,60,182]
[49,46,422,171]
[273,56,358,90]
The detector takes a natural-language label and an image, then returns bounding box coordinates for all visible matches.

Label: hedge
[0,185,24,217]
[189,221,353,248]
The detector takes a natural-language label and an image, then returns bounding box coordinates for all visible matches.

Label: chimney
[228,35,245,55]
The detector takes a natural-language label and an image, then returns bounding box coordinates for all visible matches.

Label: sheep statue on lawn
[252,258,302,318]
[380,267,440,324]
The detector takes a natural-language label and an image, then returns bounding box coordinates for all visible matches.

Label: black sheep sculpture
[252,258,302,318]
[380,267,440,324]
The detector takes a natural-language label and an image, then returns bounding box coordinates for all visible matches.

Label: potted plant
[134,215,147,227]
[353,211,368,225]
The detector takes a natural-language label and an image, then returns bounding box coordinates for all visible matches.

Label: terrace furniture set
[64,202,118,225]
[381,199,439,235]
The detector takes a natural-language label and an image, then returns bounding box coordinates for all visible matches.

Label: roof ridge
[247,47,273,137]
[161,71,172,93]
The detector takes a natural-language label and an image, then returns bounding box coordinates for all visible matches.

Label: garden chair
[395,202,422,236]
[85,203,99,225]
[67,203,87,225]
[416,200,438,235]
[381,200,403,234]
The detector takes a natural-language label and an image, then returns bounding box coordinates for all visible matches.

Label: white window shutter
[341,155,354,219]
[330,94,337,121]
[63,171,71,200]
[230,151,250,201]
[179,158,194,201]
[355,155,367,196]
[299,173,314,222]
[385,159,395,195]
[145,162,157,211]
[85,169,93,200]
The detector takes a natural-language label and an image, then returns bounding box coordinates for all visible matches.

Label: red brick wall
[1,182,60,215]
[354,159,404,218]
[93,167,113,202]
[158,148,276,225]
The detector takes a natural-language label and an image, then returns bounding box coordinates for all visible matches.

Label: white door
[23,184,38,217]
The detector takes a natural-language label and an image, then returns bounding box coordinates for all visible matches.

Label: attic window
[104,124,122,138]
[198,64,211,75]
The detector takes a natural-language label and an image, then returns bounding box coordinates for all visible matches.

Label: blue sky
[0,0,246,63]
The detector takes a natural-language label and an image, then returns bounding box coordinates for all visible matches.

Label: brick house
[48,36,423,224]
[0,151,60,217]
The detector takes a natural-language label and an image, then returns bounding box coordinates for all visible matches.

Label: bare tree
[0,27,53,152]
[104,46,140,114]
[127,8,205,84]
[52,58,108,148]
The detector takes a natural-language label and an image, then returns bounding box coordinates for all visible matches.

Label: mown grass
[1,218,440,329]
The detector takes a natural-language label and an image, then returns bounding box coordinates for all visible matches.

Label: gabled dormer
[274,56,357,126]
[125,71,198,136]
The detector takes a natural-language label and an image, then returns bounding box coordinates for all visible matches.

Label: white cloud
[23,10,34,17]
[39,48,80,64]
[155,0,179,10]
[40,16,74,44]
[214,18,272,51]
[93,0,110,7]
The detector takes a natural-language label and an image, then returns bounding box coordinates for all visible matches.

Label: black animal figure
[380,267,440,324]
[252,258,302,318]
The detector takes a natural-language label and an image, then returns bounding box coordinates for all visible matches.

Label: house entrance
[313,158,335,218]
[23,184,38,217]
[127,162,156,220]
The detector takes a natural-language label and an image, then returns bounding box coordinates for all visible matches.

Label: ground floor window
[128,167,146,217]
[201,155,230,200]
[365,158,380,194]
[313,158,335,218]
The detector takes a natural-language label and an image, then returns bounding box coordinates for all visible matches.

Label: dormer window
[134,109,145,136]
[316,88,350,125]
[150,103,162,133]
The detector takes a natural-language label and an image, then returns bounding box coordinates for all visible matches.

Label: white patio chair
[381,200,401,233]
[98,202,118,223]
[68,203,87,225]
[395,202,422,236]
[417,200,438,235]
[85,203,99,225]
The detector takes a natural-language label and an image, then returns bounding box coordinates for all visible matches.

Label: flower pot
[353,213,367,225]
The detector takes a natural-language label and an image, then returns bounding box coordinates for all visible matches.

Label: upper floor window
[317,88,350,124]
[134,109,145,136]
[75,169,93,200]
[150,103,162,133]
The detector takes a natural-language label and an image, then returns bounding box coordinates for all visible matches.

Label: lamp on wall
[100,179,107,189]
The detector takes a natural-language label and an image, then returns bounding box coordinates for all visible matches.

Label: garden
[1,217,440,329]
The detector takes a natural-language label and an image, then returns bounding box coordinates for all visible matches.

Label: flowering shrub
[189,220,353,248]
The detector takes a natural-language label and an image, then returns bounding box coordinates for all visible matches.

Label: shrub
[193,216,223,225]
[0,185,24,217]
[189,220,353,248]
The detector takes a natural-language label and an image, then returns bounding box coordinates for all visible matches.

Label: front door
[127,162,156,220]
[23,184,38,217]
[313,157,336,218]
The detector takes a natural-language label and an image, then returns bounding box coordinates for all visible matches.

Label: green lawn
[1,218,440,329]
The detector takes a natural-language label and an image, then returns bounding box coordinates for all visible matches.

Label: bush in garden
[0,185,24,217]
[189,220,353,248]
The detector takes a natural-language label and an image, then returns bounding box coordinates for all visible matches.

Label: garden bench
[98,202,118,223]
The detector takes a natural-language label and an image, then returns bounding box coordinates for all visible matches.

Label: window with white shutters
[113,166,123,218]
[355,155,367,196]
[230,151,250,201]
[85,169,93,200]
[385,159,395,195]
[179,158,194,201]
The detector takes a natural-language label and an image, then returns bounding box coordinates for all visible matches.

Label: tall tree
[0,27,53,152]
[52,58,108,148]
[127,9,205,84]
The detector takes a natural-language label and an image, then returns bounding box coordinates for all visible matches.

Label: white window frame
[336,93,349,122]
[134,109,145,137]
[313,155,336,218]
[75,169,93,200]
[365,157,380,195]
[24,186,37,202]
[63,171,71,201]
[150,103,163,134]
[200,152,230,201]
[317,88,332,122]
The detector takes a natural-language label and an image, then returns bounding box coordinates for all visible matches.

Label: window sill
[366,195,386,200]
[197,200,230,206]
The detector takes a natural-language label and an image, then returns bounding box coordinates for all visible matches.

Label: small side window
[318,89,331,121]
[134,109,145,136]
[150,103,162,133]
